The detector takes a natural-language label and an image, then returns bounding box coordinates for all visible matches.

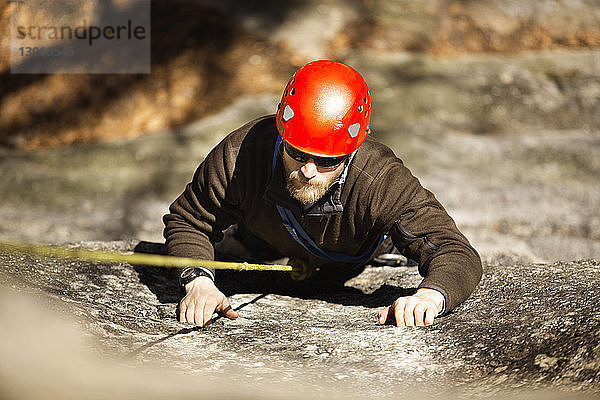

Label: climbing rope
[0,241,293,272]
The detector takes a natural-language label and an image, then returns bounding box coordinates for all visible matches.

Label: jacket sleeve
[162,135,244,268]
[371,162,482,314]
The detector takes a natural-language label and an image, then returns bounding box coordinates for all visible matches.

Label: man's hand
[378,288,444,327]
[179,276,239,326]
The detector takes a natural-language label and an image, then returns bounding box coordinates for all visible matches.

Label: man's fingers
[219,299,239,319]
[393,298,407,327]
[377,307,387,325]
[403,299,416,327]
[377,307,389,324]
[185,300,196,324]
[221,305,232,314]
[179,299,238,327]
[194,300,207,326]
[178,279,239,326]
[414,303,426,327]
[179,301,188,323]
[385,292,442,328]
[203,301,218,327]
[424,307,437,326]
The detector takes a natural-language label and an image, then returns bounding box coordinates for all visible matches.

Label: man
[163,60,482,328]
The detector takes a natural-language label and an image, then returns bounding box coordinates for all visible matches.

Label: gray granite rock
[1,240,598,398]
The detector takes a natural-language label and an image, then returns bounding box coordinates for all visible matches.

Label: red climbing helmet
[275,60,371,157]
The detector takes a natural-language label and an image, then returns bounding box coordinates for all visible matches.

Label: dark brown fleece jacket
[163,116,482,313]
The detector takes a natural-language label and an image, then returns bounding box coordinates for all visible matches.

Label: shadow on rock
[132,241,413,309]
[132,241,180,304]
[217,269,413,309]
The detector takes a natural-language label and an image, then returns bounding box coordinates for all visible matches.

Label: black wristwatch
[179,267,214,289]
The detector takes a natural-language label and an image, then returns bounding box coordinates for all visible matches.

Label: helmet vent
[283,105,294,121]
[348,123,360,138]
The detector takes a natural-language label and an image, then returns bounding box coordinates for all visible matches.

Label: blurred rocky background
[1,0,599,262]
[1,0,599,148]
[0,1,599,399]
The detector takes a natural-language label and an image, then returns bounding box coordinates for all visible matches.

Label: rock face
[1,2,598,399]
[1,240,599,398]
[344,0,600,54]
[355,50,600,136]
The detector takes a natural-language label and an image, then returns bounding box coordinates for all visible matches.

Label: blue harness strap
[272,135,385,263]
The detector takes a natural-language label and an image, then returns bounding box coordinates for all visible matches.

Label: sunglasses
[283,141,348,169]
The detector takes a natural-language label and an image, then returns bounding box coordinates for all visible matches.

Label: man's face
[282,143,347,205]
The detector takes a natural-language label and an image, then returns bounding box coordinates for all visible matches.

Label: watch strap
[179,267,215,288]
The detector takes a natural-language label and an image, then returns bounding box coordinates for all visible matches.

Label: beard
[286,170,336,205]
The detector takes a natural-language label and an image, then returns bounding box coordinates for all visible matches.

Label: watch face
[179,268,212,288]
[181,268,194,279]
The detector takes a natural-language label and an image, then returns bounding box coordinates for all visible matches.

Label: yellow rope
[0,241,293,272]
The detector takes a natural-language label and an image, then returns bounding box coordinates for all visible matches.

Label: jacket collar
[263,142,355,217]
